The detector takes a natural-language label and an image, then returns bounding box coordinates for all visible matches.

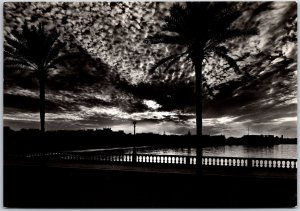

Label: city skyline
[4,2,297,138]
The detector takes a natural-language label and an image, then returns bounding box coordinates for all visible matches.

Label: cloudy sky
[3,2,297,137]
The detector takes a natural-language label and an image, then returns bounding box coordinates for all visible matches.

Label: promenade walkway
[5,159,296,180]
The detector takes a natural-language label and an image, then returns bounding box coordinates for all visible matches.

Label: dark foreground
[4,163,297,208]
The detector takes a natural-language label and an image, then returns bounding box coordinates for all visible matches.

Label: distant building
[103,127,112,132]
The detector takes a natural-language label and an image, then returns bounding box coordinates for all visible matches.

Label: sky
[3,2,297,138]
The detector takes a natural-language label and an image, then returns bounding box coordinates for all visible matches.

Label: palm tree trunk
[191,48,204,175]
[39,71,45,133]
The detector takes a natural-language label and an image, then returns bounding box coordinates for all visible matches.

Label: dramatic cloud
[3,2,297,137]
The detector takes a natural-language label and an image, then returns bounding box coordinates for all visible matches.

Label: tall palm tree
[146,2,257,172]
[4,23,66,133]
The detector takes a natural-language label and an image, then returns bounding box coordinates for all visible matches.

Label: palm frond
[4,50,38,70]
[44,41,66,67]
[205,28,258,51]
[145,34,186,45]
[213,47,241,74]
[5,35,28,55]
[149,54,181,73]
[4,63,36,73]
[163,55,182,73]
[46,52,83,70]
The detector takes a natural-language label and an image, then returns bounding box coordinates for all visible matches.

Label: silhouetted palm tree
[4,23,66,133]
[146,2,257,171]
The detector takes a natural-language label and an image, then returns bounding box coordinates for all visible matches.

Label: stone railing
[8,152,297,169]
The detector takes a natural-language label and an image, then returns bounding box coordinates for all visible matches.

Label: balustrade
[8,152,297,169]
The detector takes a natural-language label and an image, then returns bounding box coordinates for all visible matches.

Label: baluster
[286,161,290,168]
[267,160,271,168]
[277,160,281,168]
[282,161,286,168]
[184,157,189,165]
[256,160,260,167]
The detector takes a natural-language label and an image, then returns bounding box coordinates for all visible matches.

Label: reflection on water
[97,144,297,159]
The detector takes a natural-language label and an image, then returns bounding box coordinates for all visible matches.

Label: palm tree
[146,2,257,172]
[4,23,66,133]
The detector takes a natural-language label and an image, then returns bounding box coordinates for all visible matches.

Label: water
[78,144,297,159]
[137,145,297,159]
